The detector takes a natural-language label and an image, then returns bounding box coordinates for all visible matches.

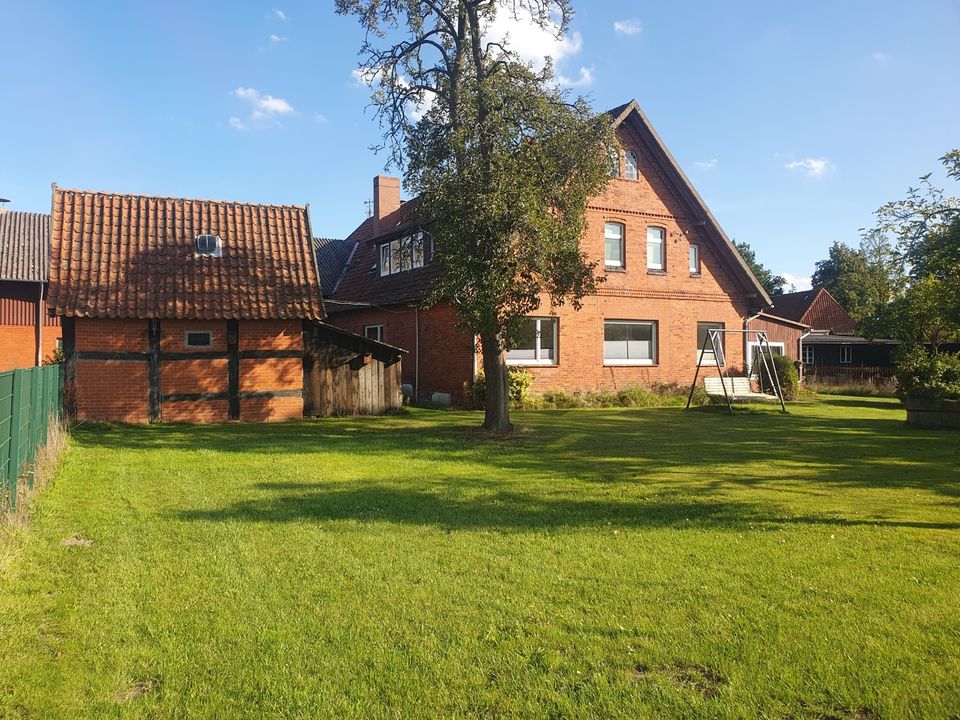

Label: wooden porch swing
[685,328,787,415]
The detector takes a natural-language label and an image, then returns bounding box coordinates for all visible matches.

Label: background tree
[859,151,960,350]
[811,241,895,324]
[336,0,614,431]
[732,241,785,296]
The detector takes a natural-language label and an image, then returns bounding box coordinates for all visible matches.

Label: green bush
[895,347,960,400]
[471,368,534,409]
[522,382,707,410]
[758,354,799,400]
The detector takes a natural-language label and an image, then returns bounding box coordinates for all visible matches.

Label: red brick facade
[71,318,304,423]
[327,104,772,402]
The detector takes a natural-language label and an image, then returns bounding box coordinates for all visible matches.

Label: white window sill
[604,360,655,366]
[506,361,558,367]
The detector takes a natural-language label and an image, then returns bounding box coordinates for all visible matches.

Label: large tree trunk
[480,331,512,432]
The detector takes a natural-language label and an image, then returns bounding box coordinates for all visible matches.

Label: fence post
[7,369,24,510]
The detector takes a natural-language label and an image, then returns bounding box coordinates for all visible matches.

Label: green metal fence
[0,364,63,510]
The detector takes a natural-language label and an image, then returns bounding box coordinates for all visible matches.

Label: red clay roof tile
[48,187,325,320]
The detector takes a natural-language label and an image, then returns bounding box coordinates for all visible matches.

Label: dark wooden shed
[303,322,406,416]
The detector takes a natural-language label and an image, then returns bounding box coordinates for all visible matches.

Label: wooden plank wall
[302,323,403,417]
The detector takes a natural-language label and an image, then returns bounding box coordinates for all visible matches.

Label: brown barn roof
[770,286,856,333]
[48,187,325,320]
[0,211,51,282]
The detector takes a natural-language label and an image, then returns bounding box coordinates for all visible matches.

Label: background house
[770,286,898,369]
[0,209,61,370]
[49,187,402,423]
[321,101,793,404]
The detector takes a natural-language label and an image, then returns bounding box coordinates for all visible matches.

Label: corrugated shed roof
[313,237,356,296]
[0,211,51,282]
[48,187,325,320]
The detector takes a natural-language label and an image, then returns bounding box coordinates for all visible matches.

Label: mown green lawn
[1,397,958,719]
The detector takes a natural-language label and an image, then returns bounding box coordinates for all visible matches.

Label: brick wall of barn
[0,281,62,371]
[70,318,304,423]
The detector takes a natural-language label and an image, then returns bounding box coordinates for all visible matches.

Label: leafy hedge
[471,368,535,409]
[758,354,799,401]
[895,347,960,400]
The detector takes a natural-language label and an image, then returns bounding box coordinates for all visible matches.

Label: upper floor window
[625,150,639,180]
[506,317,558,366]
[195,234,222,257]
[689,244,700,275]
[647,227,665,271]
[604,222,624,268]
[607,147,621,178]
[380,231,426,276]
[364,324,384,342]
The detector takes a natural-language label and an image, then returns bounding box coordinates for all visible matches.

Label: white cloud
[695,158,719,170]
[871,50,889,63]
[351,67,379,87]
[483,4,583,71]
[780,272,812,292]
[230,87,295,130]
[784,157,833,178]
[557,66,594,88]
[314,113,328,124]
[269,34,287,44]
[270,8,287,21]
[613,18,642,36]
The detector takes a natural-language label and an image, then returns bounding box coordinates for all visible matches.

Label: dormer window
[380,231,426,276]
[195,234,222,257]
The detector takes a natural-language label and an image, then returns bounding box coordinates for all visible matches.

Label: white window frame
[625,150,639,180]
[364,324,384,342]
[746,341,785,372]
[689,244,700,275]
[696,322,725,366]
[380,232,426,277]
[647,227,665,271]
[506,317,558,366]
[194,234,222,257]
[604,222,625,268]
[603,320,657,366]
[185,330,214,348]
[840,344,853,364]
[802,344,815,365]
[608,147,621,178]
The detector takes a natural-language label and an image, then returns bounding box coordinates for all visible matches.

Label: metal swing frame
[684,328,787,415]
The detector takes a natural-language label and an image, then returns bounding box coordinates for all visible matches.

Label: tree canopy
[337,0,614,431]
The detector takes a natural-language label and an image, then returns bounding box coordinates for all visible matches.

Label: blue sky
[1,1,957,288]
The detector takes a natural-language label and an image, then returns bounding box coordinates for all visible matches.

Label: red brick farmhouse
[0,210,61,371]
[323,100,804,404]
[49,187,403,423]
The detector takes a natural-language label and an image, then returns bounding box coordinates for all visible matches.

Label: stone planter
[904,398,960,429]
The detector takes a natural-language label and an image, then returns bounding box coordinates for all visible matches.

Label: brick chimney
[373,175,401,236]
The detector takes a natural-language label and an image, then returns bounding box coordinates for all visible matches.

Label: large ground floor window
[506,317,558,365]
[604,320,657,365]
[696,322,726,365]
